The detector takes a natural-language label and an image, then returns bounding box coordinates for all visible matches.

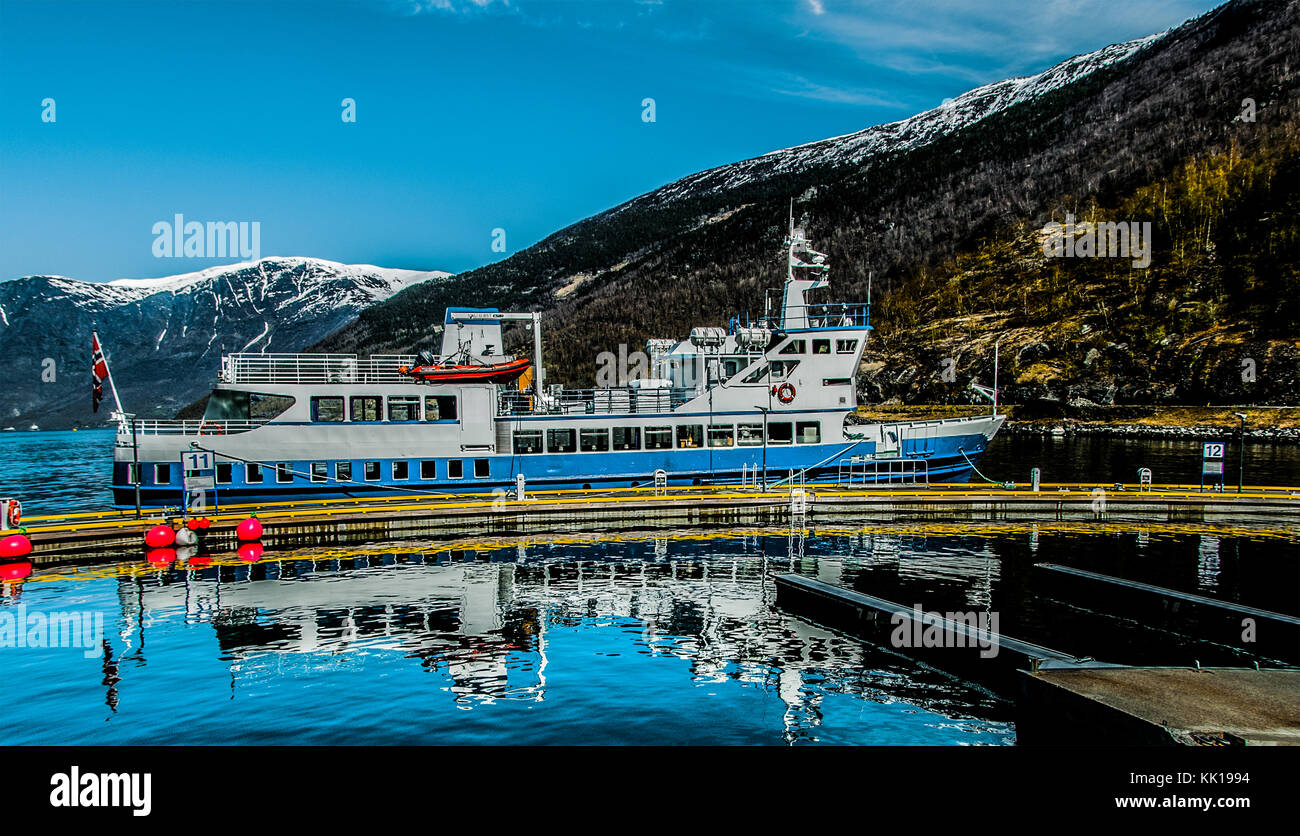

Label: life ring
[6,499,20,528]
[775,382,796,404]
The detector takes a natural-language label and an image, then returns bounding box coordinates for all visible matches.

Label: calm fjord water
[0,430,1295,745]
[1,526,1294,746]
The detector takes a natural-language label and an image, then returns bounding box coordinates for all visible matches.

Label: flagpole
[94,330,126,419]
[95,330,140,516]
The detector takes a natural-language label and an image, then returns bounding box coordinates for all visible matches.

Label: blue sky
[0,0,1221,282]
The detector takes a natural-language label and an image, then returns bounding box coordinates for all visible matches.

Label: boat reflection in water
[93,531,1015,745]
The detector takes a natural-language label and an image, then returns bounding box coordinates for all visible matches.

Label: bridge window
[387,396,421,422]
[613,426,641,451]
[768,423,793,445]
[813,339,830,355]
[474,459,490,478]
[350,396,381,422]
[336,461,352,481]
[676,425,703,449]
[311,396,345,422]
[707,425,735,447]
[246,463,263,483]
[250,393,296,419]
[276,463,293,483]
[216,463,233,484]
[514,430,543,454]
[425,395,457,421]
[796,421,821,444]
[770,360,799,380]
[393,461,409,480]
[836,339,858,354]
[420,460,437,479]
[448,460,464,479]
[645,426,672,450]
[154,463,172,484]
[737,424,764,446]
[310,462,328,483]
[547,428,576,454]
[580,428,610,452]
[364,461,381,481]
[779,340,806,355]
[742,364,769,383]
[204,390,295,421]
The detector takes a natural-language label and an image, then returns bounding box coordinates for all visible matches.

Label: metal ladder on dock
[789,469,808,532]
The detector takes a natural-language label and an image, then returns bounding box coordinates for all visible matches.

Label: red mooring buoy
[237,542,263,563]
[144,524,176,548]
[0,534,32,559]
[236,516,262,541]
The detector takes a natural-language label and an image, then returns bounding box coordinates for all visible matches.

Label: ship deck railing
[220,353,419,385]
[735,302,871,331]
[836,455,929,487]
[117,418,271,438]
[499,386,696,416]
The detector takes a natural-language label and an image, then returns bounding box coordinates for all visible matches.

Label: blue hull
[109,432,992,508]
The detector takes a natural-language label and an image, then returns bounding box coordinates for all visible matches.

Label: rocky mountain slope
[1,258,449,428]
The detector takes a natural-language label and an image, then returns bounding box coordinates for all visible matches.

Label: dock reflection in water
[5,524,1292,745]
[4,532,1019,746]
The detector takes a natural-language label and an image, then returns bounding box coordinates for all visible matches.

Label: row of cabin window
[779,338,858,356]
[309,394,458,423]
[513,421,821,454]
[152,458,489,485]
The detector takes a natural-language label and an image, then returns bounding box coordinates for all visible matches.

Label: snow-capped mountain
[0,258,450,427]
[610,35,1164,215]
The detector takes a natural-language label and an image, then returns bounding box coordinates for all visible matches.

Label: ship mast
[780,202,830,329]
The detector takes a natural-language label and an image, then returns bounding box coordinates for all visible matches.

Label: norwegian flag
[91,331,110,413]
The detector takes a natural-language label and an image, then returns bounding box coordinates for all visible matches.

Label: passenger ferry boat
[109,224,1005,507]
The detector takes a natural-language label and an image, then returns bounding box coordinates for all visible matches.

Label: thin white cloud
[401,0,509,14]
[773,75,907,108]
[793,0,1213,80]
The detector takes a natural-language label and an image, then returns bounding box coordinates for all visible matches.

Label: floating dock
[14,481,1300,563]
[771,572,1106,694]
[771,573,1300,746]
[1017,666,1300,746]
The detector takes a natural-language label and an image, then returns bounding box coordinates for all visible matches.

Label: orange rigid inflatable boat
[399,356,532,384]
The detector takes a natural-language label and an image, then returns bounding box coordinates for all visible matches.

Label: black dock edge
[771,572,1109,698]
[1035,562,1300,665]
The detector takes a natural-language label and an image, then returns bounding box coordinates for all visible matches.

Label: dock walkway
[13,481,1300,562]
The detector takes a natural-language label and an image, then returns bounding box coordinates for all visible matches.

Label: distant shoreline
[855,405,1300,444]
[1000,421,1300,442]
